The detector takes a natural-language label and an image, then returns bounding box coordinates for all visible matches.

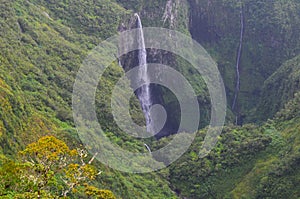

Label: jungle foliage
[0,0,299,198]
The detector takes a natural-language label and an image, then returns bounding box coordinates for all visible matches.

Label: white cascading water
[232,3,244,124]
[134,13,153,133]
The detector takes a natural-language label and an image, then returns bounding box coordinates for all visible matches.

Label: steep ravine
[188,0,300,123]
[0,0,300,198]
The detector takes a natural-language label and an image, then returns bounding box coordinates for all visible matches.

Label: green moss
[256,55,300,121]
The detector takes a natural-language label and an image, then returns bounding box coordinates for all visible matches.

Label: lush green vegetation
[189,0,300,122]
[0,136,115,198]
[257,55,300,121]
[0,0,299,198]
[0,0,176,198]
[166,115,300,198]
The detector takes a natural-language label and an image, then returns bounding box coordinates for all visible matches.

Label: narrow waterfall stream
[232,3,244,125]
[134,13,153,133]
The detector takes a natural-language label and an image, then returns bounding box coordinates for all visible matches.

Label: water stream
[232,3,244,124]
[134,13,153,133]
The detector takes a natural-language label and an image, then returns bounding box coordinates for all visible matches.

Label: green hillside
[0,0,175,198]
[0,0,299,198]
[256,55,300,121]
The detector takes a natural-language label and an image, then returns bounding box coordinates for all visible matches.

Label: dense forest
[0,0,299,198]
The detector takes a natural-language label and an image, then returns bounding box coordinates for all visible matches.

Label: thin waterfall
[144,143,152,154]
[134,13,153,133]
[232,2,244,124]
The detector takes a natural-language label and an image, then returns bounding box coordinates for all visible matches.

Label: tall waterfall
[134,13,153,133]
[232,3,244,125]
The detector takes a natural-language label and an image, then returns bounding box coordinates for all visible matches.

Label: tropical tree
[0,136,115,198]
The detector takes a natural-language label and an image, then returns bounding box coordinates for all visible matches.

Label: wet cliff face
[187,0,300,123]
[118,0,214,137]
[119,0,300,135]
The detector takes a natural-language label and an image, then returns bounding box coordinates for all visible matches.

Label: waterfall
[144,143,152,154]
[134,13,153,133]
[232,3,244,124]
